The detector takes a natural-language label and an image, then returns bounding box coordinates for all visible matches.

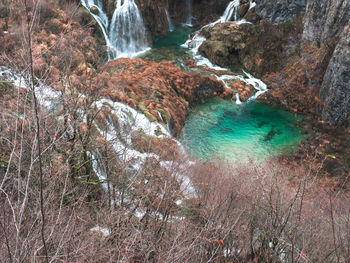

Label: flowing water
[80,0,303,163]
[81,0,149,60]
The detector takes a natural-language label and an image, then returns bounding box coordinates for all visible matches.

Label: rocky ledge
[95,58,226,136]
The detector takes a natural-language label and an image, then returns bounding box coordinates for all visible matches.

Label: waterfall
[221,0,240,22]
[182,0,267,103]
[249,0,256,9]
[165,9,174,32]
[185,0,193,26]
[210,0,240,26]
[81,0,149,60]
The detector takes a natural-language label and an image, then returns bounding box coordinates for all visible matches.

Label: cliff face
[319,26,350,127]
[168,0,232,26]
[137,0,169,36]
[302,0,350,126]
[255,0,307,23]
[303,0,350,45]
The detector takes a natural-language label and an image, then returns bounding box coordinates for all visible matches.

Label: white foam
[90,226,111,237]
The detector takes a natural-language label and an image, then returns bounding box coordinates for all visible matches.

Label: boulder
[90,5,99,15]
[199,23,257,68]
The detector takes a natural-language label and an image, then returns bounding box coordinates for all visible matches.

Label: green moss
[158,109,170,122]
[282,20,294,32]
[137,103,147,112]
[0,6,10,19]
[143,111,157,122]
[0,79,12,97]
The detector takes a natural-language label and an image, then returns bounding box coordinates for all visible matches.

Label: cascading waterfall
[185,0,193,26]
[165,9,174,32]
[81,0,110,47]
[0,67,195,199]
[217,0,240,24]
[249,0,256,9]
[182,0,266,104]
[81,0,149,60]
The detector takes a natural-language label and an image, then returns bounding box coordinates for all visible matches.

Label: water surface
[141,26,304,162]
[180,98,303,162]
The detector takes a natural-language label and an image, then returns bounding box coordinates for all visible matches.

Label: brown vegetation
[1,1,350,262]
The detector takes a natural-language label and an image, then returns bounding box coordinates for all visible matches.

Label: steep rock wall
[302,0,350,126]
[303,0,350,45]
[319,26,350,127]
[137,0,169,36]
[255,0,307,23]
[168,0,232,26]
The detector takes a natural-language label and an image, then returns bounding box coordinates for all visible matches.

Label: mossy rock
[154,126,163,136]
[138,103,147,112]
[158,109,170,122]
[90,6,99,15]
[0,6,9,19]
[143,111,157,122]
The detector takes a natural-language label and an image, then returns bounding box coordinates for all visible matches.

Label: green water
[140,26,304,162]
[180,98,303,162]
[152,25,196,48]
[140,25,195,63]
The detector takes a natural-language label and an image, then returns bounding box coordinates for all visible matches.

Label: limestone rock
[255,0,307,24]
[320,27,350,127]
[137,0,169,36]
[199,23,257,68]
[303,0,350,45]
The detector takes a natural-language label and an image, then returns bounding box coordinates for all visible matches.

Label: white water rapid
[81,0,149,60]
[182,0,266,104]
[214,0,240,25]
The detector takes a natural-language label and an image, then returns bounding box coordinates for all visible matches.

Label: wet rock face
[198,19,301,76]
[192,0,233,26]
[199,23,257,68]
[255,0,307,23]
[303,0,350,45]
[319,27,350,127]
[137,0,169,36]
[168,0,232,26]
